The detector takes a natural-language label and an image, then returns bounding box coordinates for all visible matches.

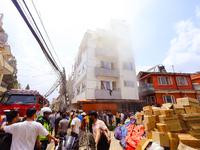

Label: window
[176,77,188,85]
[150,96,156,102]
[163,95,176,104]
[112,82,117,90]
[104,61,109,69]
[123,62,133,70]
[148,77,152,83]
[158,76,172,85]
[141,80,146,86]
[197,95,200,103]
[82,62,87,72]
[101,81,110,90]
[124,81,134,87]
[100,61,115,69]
[77,86,80,95]
[82,81,86,92]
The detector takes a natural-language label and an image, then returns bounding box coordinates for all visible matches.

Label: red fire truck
[0,89,49,117]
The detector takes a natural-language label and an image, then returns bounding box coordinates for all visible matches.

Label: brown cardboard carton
[167,121,182,131]
[160,109,173,117]
[178,142,200,150]
[144,109,153,116]
[162,103,174,109]
[190,126,200,133]
[135,137,152,150]
[189,132,200,139]
[178,134,200,148]
[185,107,198,114]
[186,121,200,128]
[135,112,142,119]
[143,122,155,130]
[168,132,178,140]
[152,131,170,147]
[175,109,186,114]
[159,115,179,123]
[177,97,200,107]
[141,111,144,115]
[156,123,169,133]
[181,113,200,121]
[137,118,142,124]
[180,120,188,131]
[143,106,152,111]
[170,139,179,150]
[144,115,156,123]
[174,104,184,109]
[153,110,161,115]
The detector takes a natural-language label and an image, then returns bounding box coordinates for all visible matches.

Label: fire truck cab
[0,89,48,117]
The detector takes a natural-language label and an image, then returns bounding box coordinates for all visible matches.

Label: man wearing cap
[79,112,88,146]
[36,108,52,150]
[71,113,81,150]
[1,108,59,150]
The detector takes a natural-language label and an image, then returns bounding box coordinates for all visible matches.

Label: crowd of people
[0,107,136,150]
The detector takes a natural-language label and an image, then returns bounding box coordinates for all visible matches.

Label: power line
[31,0,63,68]
[22,0,62,74]
[30,77,55,86]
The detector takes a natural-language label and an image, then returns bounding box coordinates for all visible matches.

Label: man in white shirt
[71,113,81,150]
[1,108,59,150]
[120,112,124,124]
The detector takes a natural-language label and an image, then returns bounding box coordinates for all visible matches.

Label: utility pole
[62,67,67,110]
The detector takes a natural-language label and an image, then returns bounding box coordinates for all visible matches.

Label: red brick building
[191,73,200,84]
[137,71,200,105]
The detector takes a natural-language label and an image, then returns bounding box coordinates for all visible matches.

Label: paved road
[47,131,123,150]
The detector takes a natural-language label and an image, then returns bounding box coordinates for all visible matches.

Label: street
[47,131,123,150]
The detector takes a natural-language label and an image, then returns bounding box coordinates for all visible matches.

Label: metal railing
[141,83,154,92]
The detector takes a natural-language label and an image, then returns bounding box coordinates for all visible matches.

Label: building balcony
[193,83,200,90]
[0,52,14,74]
[140,83,154,92]
[0,32,8,43]
[95,67,119,78]
[3,45,11,58]
[95,89,121,99]
[95,47,118,58]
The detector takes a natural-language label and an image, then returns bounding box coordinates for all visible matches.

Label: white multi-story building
[71,19,142,113]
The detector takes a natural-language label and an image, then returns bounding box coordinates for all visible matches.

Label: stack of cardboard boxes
[136,97,200,150]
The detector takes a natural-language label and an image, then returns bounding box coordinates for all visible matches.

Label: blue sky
[0,0,200,103]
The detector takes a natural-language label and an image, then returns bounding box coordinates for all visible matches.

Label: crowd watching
[0,107,135,150]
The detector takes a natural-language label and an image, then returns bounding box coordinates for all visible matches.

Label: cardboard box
[181,113,200,121]
[185,107,198,114]
[135,112,142,119]
[189,132,200,139]
[178,142,200,150]
[177,97,200,107]
[143,122,155,130]
[178,134,200,148]
[137,118,142,124]
[135,137,152,150]
[175,109,186,114]
[153,109,161,115]
[152,131,170,147]
[160,109,173,117]
[162,103,174,109]
[168,132,179,140]
[141,111,144,115]
[156,123,169,133]
[174,104,184,109]
[144,115,156,123]
[180,120,188,131]
[187,121,200,127]
[170,139,179,150]
[144,109,153,116]
[159,115,179,123]
[143,106,152,111]
[190,126,200,133]
[167,121,182,131]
